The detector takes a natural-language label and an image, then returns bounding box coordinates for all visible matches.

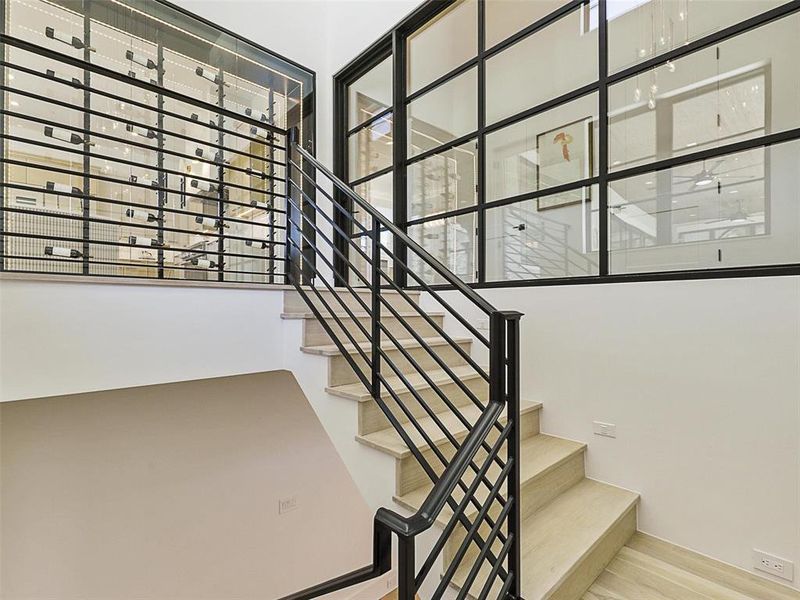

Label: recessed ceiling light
[686,142,698,148]
[729,190,739,194]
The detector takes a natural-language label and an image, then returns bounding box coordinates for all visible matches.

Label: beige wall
[0,371,373,599]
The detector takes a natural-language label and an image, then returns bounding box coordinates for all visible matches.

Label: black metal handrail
[282,128,523,600]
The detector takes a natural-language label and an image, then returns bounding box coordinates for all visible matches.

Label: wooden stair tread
[393,433,585,521]
[451,479,639,599]
[281,311,445,320]
[301,335,472,357]
[615,533,800,600]
[326,365,486,402]
[356,400,541,459]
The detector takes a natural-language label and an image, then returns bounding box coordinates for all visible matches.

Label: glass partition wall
[0,0,314,284]
[334,0,800,287]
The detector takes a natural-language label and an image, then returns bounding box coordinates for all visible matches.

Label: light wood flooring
[584,533,800,600]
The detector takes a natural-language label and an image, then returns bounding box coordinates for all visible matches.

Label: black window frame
[333,0,800,290]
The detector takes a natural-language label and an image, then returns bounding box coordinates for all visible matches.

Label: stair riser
[396,408,540,497]
[284,289,421,316]
[304,314,445,347]
[328,341,474,387]
[549,505,637,600]
[358,378,489,436]
[443,449,586,568]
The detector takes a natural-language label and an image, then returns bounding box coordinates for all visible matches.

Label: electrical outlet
[386,574,397,589]
[278,495,298,515]
[754,549,794,581]
[593,421,617,438]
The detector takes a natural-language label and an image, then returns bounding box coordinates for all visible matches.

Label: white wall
[428,275,800,589]
[0,278,288,402]
[0,371,374,599]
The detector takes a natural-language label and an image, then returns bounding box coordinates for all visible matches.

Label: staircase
[283,286,639,599]
[280,129,640,600]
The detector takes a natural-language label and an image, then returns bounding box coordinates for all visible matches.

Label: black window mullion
[393,28,408,289]
[477,0,486,284]
[82,1,91,275]
[217,70,225,282]
[597,0,609,276]
[157,40,166,278]
[0,0,5,272]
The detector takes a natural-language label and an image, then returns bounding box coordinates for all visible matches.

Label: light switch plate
[593,421,617,438]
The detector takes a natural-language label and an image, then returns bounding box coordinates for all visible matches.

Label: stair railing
[281,128,523,600]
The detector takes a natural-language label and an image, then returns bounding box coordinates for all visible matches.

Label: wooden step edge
[447,481,639,600]
[356,401,542,459]
[544,490,640,600]
[391,434,585,525]
[301,336,473,357]
[324,368,487,402]
[288,287,421,297]
[281,311,446,320]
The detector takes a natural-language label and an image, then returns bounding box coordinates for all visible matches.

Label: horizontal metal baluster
[2,182,285,225]
[288,166,369,235]
[0,33,285,138]
[2,131,283,192]
[2,180,286,216]
[1,152,279,205]
[374,371,509,581]
[373,343,507,505]
[284,235,375,349]
[373,324,509,491]
[0,57,286,151]
[375,246,491,347]
[2,108,285,182]
[0,253,284,277]
[475,535,513,600]
[415,423,511,586]
[289,197,492,416]
[432,462,514,599]
[493,570,514,600]
[2,205,285,244]
[0,90,287,173]
[454,500,513,600]
[3,230,283,260]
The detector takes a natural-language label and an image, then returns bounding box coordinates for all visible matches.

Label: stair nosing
[301,335,473,357]
[281,311,445,320]
[392,433,586,522]
[325,366,487,402]
[356,400,542,459]
[449,479,640,599]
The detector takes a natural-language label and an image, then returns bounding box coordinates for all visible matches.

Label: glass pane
[609,13,799,172]
[486,185,599,280]
[408,212,476,284]
[486,6,598,124]
[408,67,477,157]
[485,0,571,49]
[407,0,478,95]
[607,0,788,74]
[348,114,393,181]
[348,55,393,129]
[609,140,800,273]
[408,140,477,222]
[486,93,598,203]
[350,174,393,287]
[353,172,394,231]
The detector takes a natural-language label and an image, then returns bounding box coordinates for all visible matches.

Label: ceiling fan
[673,159,756,189]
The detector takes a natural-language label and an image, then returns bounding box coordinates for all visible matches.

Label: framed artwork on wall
[536,118,593,210]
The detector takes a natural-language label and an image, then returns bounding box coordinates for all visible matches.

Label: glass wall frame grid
[0,0,316,285]
[333,0,800,288]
